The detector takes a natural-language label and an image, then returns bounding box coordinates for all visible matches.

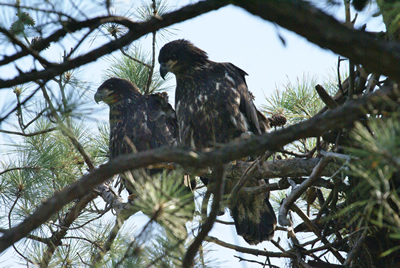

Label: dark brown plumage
[158,39,276,244]
[95,77,178,193]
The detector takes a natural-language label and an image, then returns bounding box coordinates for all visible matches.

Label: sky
[0,0,386,267]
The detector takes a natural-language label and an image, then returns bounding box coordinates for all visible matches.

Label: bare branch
[144,0,158,94]
[0,27,54,68]
[234,255,280,268]
[215,219,235,225]
[182,165,225,268]
[206,236,295,258]
[120,49,151,68]
[0,128,56,137]
[343,229,368,266]
[291,203,345,263]
[0,166,40,176]
[279,157,330,227]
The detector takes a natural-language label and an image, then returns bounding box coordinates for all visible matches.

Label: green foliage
[10,11,35,35]
[376,0,400,36]
[135,0,175,40]
[135,0,170,20]
[89,170,198,267]
[0,118,115,266]
[263,74,337,124]
[129,170,195,241]
[0,119,102,215]
[344,111,400,255]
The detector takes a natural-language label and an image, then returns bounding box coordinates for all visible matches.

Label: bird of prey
[94,77,178,193]
[158,39,277,244]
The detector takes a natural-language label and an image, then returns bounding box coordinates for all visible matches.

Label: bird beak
[94,88,107,104]
[160,63,169,80]
[94,92,102,104]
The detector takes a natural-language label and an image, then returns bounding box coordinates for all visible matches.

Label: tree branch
[291,203,345,264]
[227,157,339,180]
[206,236,295,258]
[0,1,228,89]
[279,157,330,227]
[40,192,97,268]
[0,128,56,137]
[182,165,225,268]
[232,0,400,80]
[92,216,126,266]
[39,83,95,170]
[0,84,397,253]
[227,151,273,207]
[315,84,338,109]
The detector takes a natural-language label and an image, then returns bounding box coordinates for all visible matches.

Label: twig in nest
[278,157,329,227]
[291,203,345,263]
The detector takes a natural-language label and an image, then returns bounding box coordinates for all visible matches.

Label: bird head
[158,39,208,79]
[95,78,140,105]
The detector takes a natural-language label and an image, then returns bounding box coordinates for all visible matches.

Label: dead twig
[206,236,295,258]
[279,157,330,227]
[0,128,56,137]
[182,166,225,268]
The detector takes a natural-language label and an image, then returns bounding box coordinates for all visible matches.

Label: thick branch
[227,151,273,206]
[233,0,400,80]
[0,1,227,89]
[227,157,339,180]
[0,84,397,253]
[0,16,134,66]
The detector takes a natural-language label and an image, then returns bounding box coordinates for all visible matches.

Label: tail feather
[231,192,276,245]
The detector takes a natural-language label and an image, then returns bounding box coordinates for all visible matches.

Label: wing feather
[222,63,269,135]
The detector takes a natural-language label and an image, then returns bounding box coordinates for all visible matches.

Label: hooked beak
[159,63,169,80]
[94,92,103,104]
[94,87,110,104]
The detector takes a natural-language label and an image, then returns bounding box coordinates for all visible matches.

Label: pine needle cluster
[343,110,400,257]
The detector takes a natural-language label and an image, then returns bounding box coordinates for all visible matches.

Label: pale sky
[0,0,386,267]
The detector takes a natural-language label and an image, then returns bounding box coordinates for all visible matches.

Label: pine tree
[1,1,400,267]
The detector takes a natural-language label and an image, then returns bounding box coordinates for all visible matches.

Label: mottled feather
[159,39,276,244]
[95,77,178,192]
